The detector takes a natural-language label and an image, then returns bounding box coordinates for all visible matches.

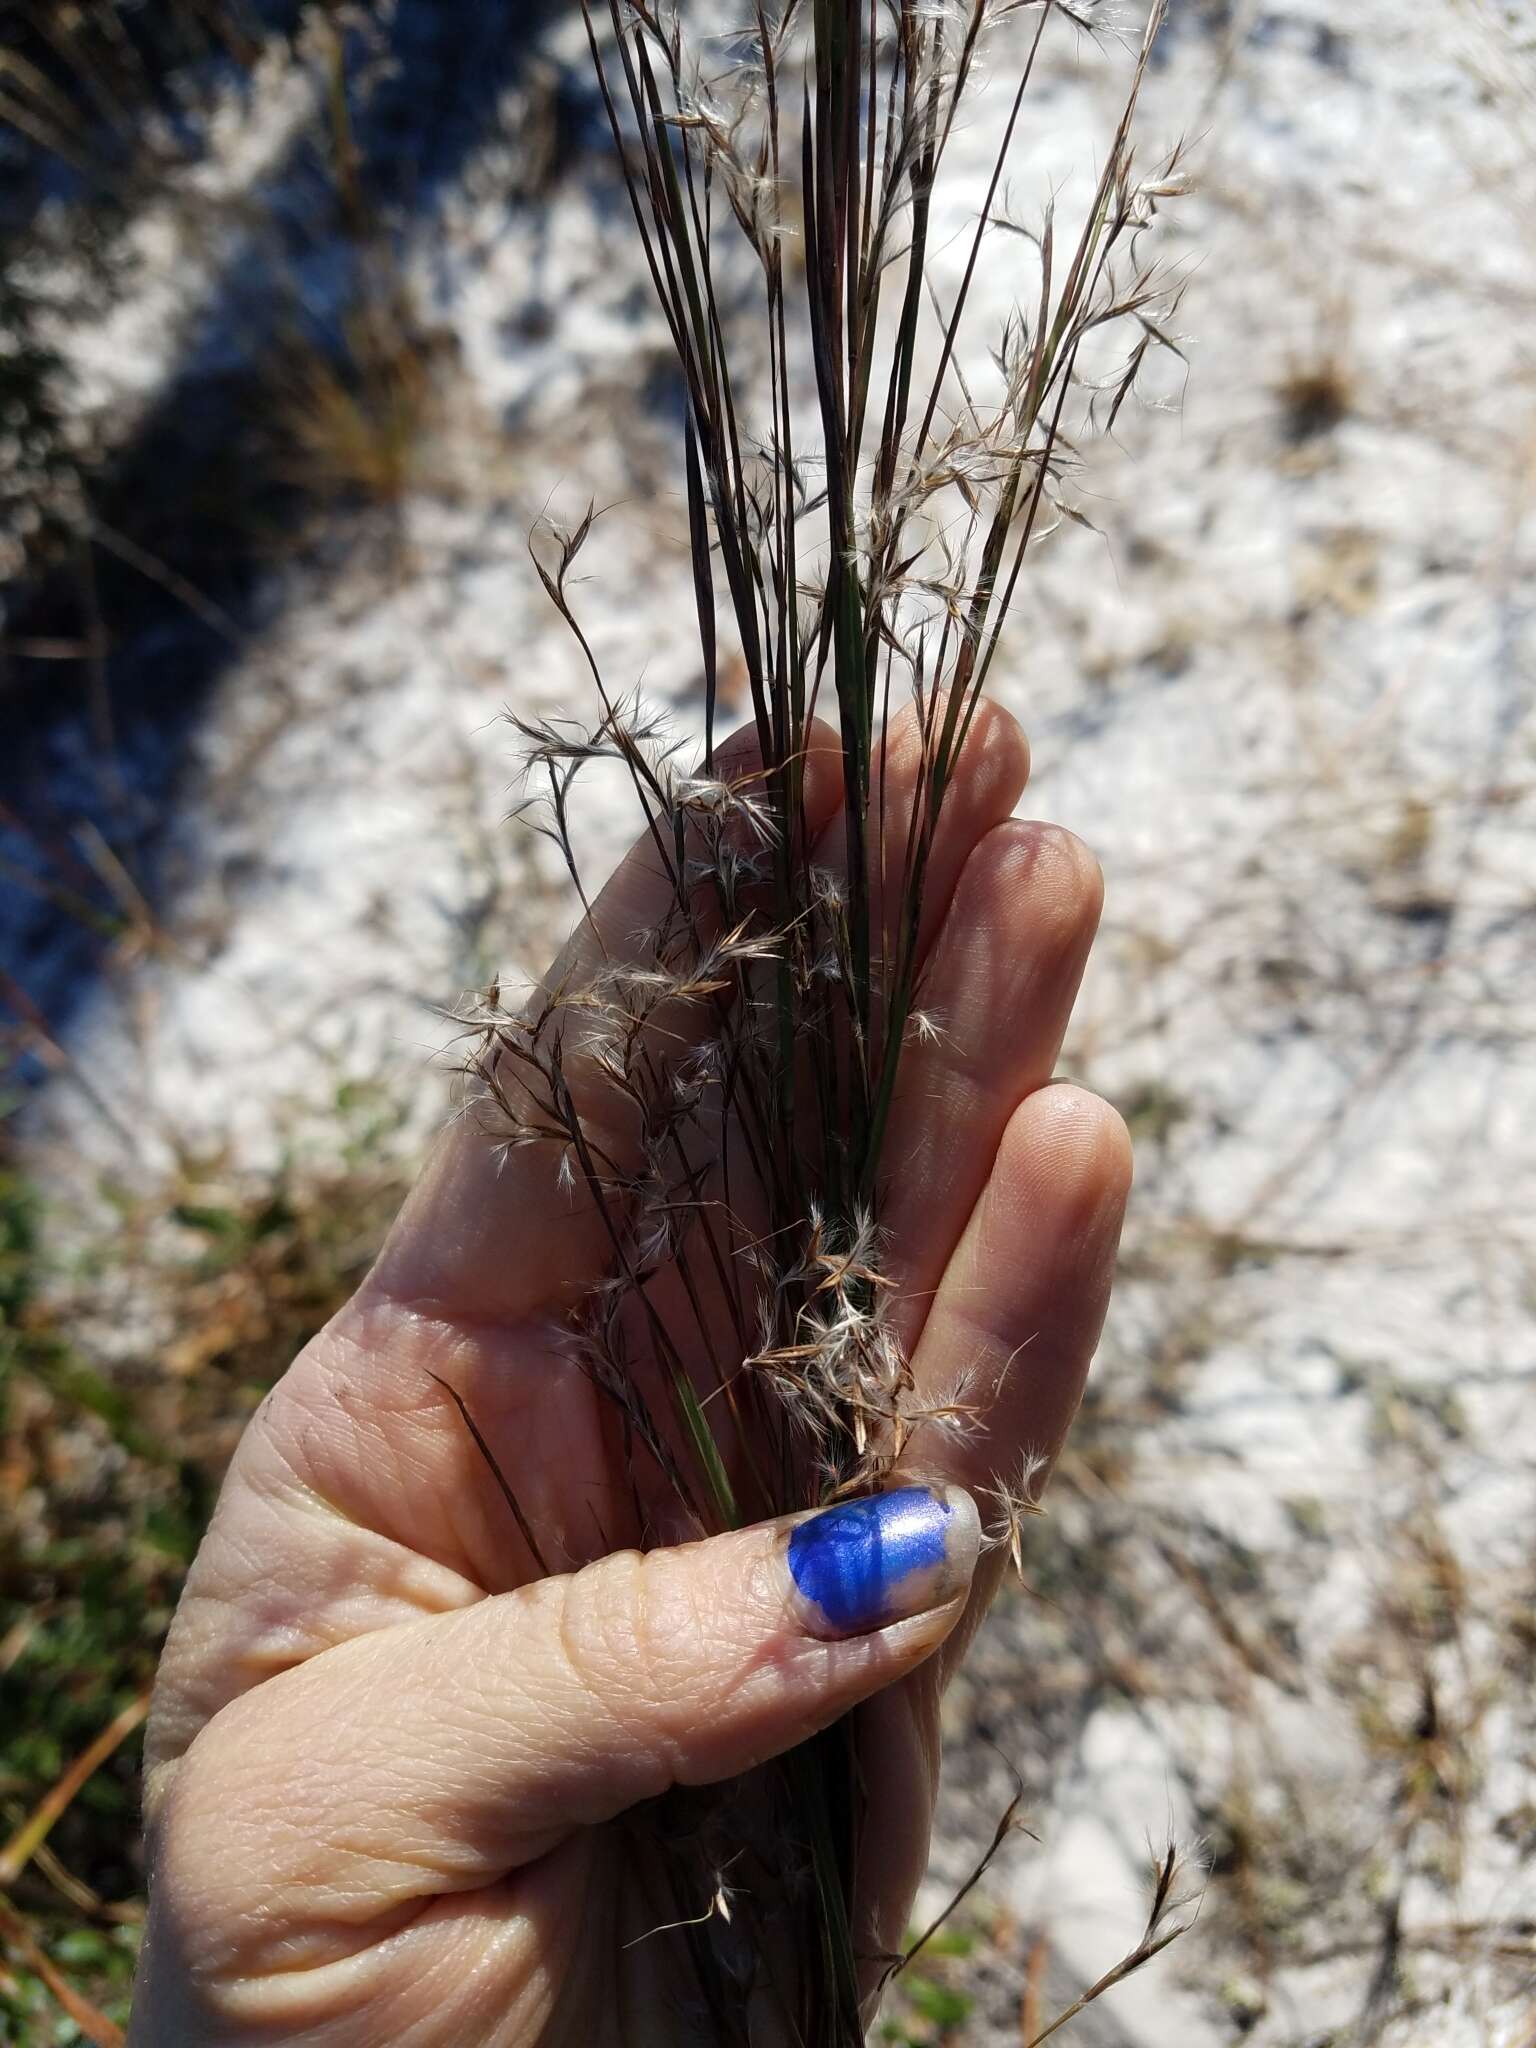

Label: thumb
[154,1485,980,1972]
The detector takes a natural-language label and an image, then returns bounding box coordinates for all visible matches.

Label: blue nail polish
[787,1486,969,1639]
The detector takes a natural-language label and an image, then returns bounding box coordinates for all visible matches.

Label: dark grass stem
[459,2,1186,2036]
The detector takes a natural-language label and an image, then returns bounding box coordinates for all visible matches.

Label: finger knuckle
[556,1547,701,1783]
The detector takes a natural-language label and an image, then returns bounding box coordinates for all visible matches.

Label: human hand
[128,701,1129,2046]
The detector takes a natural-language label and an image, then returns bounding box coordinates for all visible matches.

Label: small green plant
[880,1924,976,2044]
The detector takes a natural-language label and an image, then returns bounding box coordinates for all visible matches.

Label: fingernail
[785,1485,980,1641]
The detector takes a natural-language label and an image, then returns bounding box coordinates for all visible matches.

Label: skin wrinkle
[145,1424,490,1794]
[552,1559,686,1811]
[269,1309,597,1588]
[544,1544,852,1810]
[305,1824,490,1901]
[197,1892,544,2036]
[433,1914,547,2046]
[267,1376,430,1537]
[344,1689,557,1869]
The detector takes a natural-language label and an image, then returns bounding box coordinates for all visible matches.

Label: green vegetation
[0,1114,407,2039]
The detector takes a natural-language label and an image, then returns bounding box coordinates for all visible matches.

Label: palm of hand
[129,705,1126,2047]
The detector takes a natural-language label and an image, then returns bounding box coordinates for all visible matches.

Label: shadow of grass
[0,0,576,1089]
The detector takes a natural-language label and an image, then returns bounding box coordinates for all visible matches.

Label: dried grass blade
[0,1692,149,1889]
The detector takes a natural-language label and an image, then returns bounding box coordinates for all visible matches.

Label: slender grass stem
[479,3,1188,2030]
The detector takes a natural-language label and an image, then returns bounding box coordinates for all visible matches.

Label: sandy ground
[11,2,1535,2042]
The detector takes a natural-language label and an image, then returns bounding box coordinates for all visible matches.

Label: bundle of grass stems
[458,2,1186,2038]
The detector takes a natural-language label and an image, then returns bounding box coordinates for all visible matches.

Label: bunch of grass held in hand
[454,2,1186,2039]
